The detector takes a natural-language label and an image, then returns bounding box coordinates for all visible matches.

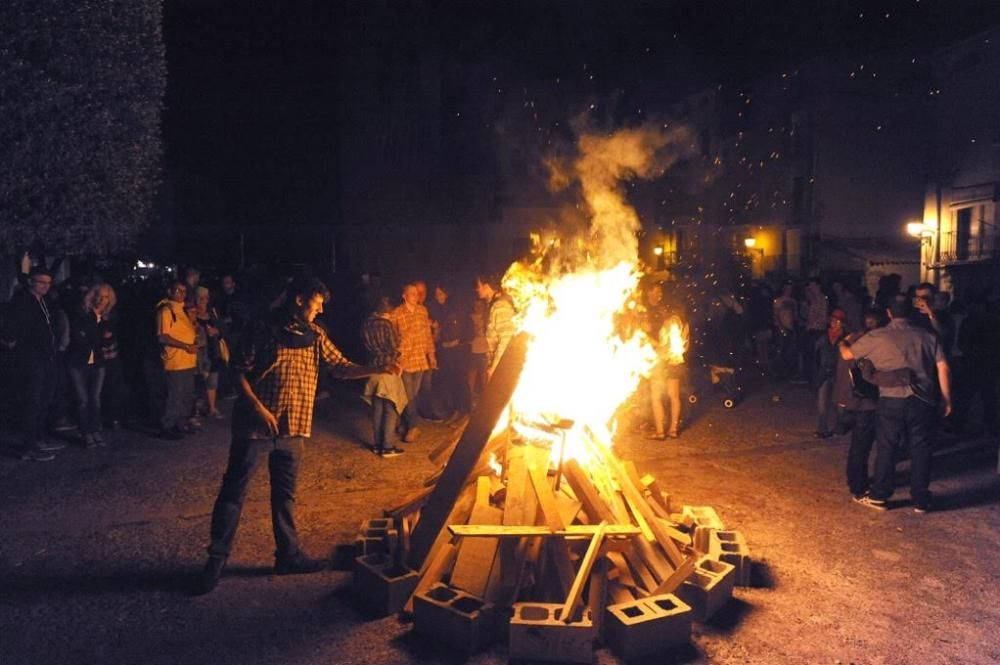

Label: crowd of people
[2,260,997,592]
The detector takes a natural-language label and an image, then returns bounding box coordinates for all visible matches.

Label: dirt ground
[1,381,998,665]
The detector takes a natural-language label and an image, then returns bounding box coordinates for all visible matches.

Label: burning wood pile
[352,125,752,662]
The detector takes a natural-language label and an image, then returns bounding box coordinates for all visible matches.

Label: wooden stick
[561,522,606,622]
[407,333,529,569]
[652,554,698,595]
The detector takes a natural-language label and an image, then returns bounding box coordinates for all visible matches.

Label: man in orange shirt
[156,281,199,440]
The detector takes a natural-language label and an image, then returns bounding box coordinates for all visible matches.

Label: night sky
[161,0,1000,265]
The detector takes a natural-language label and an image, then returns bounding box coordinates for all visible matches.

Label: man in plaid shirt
[389,282,436,442]
[475,273,517,376]
[196,277,398,594]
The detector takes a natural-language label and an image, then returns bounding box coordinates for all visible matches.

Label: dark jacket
[2,290,57,365]
[66,310,104,368]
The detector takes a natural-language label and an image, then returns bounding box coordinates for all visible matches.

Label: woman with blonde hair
[66,283,115,446]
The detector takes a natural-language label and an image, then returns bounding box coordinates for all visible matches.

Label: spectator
[467,298,489,405]
[831,281,863,336]
[840,298,952,513]
[475,273,516,377]
[97,284,127,430]
[802,278,829,385]
[389,282,436,443]
[156,281,199,440]
[66,284,111,447]
[1,267,66,461]
[428,284,467,420]
[814,309,847,439]
[773,282,800,380]
[361,295,406,457]
[193,287,226,419]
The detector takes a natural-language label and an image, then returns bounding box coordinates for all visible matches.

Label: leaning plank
[563,459,616,523]
[451,477,503,597]
[448,524,641,538]
[651,554,698,595]
[403,541,458,614]
[385,486,433,519]
[527,462,574,594]
[561,522,606,621]
[407,333,529,569]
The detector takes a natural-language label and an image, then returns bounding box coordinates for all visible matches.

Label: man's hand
[255,403,279,435]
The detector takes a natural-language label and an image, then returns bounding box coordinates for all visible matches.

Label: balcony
[936,229,999,264]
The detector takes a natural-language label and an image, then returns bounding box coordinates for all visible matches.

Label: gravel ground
[1,381,998,665]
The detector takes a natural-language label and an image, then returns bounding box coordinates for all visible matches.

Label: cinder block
[413,583,498,656]
[712,530,751,587]
[354,518,398,556]
[682,505,725,530]
[676,556,736,621]
[605,594,692,661]
[351,553,419,617]
[509,602,596,664]
[692,525,714,554]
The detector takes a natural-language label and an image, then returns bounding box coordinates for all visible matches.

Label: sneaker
[913,496,932,514]
[52,418,77,432]
[208,409,225,420]
[194,555,227,595]
[21,448,55,462]
[82,433,98,449]
[274,553,327,576]
[853,494,887,511]
[403,426,421,443]
[92,431,106,447]
[38,440,67,452]
[380,446,405,458]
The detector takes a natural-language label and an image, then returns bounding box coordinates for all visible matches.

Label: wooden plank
[384,486,433,519]
[640,473,670,513]
[563,459,615,523]
[561,522,606,621]
[555,493,582,526]
[407,483,475,611]
[607,551,638,588]
[448,524,641,538]
[655,517,692,547]
[623,492,656,542]
[608,581,635,604]
[528,463,566,531]
[403,542,458,614]
[450,486,503,597]
[407,333,528,569]
[652,554,698,595]
[427,419,468,466]
[632,535,672,584]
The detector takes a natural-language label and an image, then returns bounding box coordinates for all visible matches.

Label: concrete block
[351,553,419,617]
[713,530,751,587]
[605,594,691,662]
[413,583,498,656]
[676,556,736,622]
[682,505,725,530]
[354,518,398,556]
[509,602,597,664]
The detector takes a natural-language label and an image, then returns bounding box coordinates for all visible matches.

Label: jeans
[843,408,877,496]
[208,436,304,560]
[815,378,838,435]
[68,365,106,435]
[872,396,935,504]
[21,358,56,448]
[372,396,399,451]
[400,370,426,432]
[161,368,195,431]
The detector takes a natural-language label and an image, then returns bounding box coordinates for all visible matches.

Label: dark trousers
[68,365,106,435]
[21,358,56,448]
[100,359,128,425]
[207,436,304,560]
[816,377,838,435]
[872,396,934,504]
[160,368,195,431]
[400,370,426,432]
[843,408,877,497]
[372,397,399,451]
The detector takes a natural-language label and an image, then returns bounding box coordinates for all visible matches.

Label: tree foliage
[0,0,166,255]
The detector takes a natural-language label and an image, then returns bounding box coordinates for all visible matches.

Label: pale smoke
[548,124,695,265]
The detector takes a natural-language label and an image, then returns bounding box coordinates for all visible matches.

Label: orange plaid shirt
[390,303,435,372]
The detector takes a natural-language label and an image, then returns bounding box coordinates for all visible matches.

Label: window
[955,207,972,260]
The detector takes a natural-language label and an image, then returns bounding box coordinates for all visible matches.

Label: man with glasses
[1,267,67,461]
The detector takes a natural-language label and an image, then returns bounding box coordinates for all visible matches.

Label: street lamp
[744,237,763,276]
[653,244,665,270]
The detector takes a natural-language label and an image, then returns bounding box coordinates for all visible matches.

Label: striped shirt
[234,318,356,438]
[486,294,517,371]
[390,303,435,372]
[361,314,401,368]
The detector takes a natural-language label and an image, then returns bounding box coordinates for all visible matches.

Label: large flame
[492,123,694,468]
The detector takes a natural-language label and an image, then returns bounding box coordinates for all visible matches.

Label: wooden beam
[384,486,433,519]
[561,522,606,621]
[588,557,609,636]
[563,459,615,523]
[652,554,698,595]
[528,463,566,532]
[407,333,529,569]
[403,542,458,614]
[448,524,641,538]
[450,478,503,597]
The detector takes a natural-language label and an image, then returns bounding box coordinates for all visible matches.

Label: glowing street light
[906,222,933,238]
[653,245,664,256]
[743,237,757,249]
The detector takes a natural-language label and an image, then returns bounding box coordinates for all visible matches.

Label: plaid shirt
[361,314,401,367]
[390,303,435,372]
[486,294,517,371]
[234,318,356,438]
